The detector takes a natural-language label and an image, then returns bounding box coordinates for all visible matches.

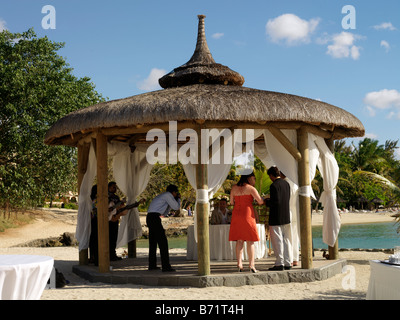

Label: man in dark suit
[265,166,293,270]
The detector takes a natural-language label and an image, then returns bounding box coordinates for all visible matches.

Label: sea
[135,221,400,250]
[312,221,400,250]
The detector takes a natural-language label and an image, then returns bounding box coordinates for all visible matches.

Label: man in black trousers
[265,166,293,270]
[146,184,181,272]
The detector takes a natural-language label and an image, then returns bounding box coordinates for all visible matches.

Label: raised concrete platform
[73,252,347,287]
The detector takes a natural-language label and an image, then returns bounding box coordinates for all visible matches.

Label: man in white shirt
[146,184,181,272]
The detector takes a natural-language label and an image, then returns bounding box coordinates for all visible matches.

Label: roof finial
[186,15,215,65]
[158,14,245,88]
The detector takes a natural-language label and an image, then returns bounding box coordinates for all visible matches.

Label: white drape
[255,130,331,258]
[182,129,239,242]
[110,143,153,248]
[311,134,340,247]
[76,143,97,251]
[258,129,301,259]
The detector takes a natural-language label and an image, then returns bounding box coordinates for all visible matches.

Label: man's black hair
[166,184,179,193]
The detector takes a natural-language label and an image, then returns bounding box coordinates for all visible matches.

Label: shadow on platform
[73,252,347,288]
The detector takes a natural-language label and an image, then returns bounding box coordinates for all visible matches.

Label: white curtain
[259,129,301,259]
[76,143,97,251]
[182,130,234,242]
[110,143,153,248]
[255,130,321,260]
[76,142,153,251]
[310,134,340,247]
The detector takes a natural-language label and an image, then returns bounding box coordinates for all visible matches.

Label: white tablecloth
[186,224,268,261]
[367,260,400,300]
[0,255,54,300]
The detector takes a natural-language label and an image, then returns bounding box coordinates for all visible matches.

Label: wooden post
[77,142,90,265]
[328,238,339,260]
[297,127,313,269]
[96,132,110,273]
[128,240,136,258]
[326,137,339,260]
[196,128,210,276]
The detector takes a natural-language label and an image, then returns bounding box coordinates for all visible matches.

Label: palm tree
[334,138,400,208]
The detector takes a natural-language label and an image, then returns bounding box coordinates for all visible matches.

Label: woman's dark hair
[237,171,255,186]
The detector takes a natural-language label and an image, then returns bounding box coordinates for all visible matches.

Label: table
[186,224,268,261]
[366,260,400,300]
[0,255,54,300]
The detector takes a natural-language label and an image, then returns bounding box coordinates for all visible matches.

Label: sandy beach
[0,208,398,300]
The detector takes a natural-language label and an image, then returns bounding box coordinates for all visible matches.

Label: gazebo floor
[73,252,347,287]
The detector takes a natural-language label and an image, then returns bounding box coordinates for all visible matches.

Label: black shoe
[162,267,176,272]
[148,267,161,271]
[268,265,284,271]
[284,266,292,270]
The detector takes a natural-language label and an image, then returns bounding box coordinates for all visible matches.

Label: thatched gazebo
[44,15,364,275]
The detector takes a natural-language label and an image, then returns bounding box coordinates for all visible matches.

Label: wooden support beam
[196,128,210,276]
[128,240,137,258]
[297,127,313,269]
[267,126,302,162]
[96,132,110,273]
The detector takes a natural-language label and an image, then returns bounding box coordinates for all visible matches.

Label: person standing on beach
[146,184,181,272]
[265,166,293,270]
[229,172,264,273]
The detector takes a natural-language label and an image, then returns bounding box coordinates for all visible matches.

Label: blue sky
[1,0,399,158]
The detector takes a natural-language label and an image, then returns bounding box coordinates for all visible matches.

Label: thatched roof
[44,14,365,147]
[44,84,364,145]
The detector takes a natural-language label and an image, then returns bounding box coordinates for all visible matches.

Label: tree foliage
[333,138,400,208]
[0,29,104,209]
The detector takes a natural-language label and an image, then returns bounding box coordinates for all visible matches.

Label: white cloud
[366,106,376,117]
[0,18,7,32]
[137,68,166,91]
[212,33,224,39]
[266,13,320,46]
[373,22,397,31]
[363,89,400,110]
[326,32,362,60]
[364,133,378,139]
[387,111,400,120]
[380,40,390,52]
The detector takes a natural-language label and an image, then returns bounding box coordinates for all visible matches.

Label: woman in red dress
[229,172,264,273]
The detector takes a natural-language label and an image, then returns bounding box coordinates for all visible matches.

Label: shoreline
[311,211,397,227]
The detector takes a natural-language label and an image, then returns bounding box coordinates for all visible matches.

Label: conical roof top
[159,15,245,88]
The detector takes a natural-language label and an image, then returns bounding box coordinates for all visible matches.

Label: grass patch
[0,211,36,232]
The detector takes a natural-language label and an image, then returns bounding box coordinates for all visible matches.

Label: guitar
[111,200,145,221]
[115,201,140,214]
[92,201,141,217]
